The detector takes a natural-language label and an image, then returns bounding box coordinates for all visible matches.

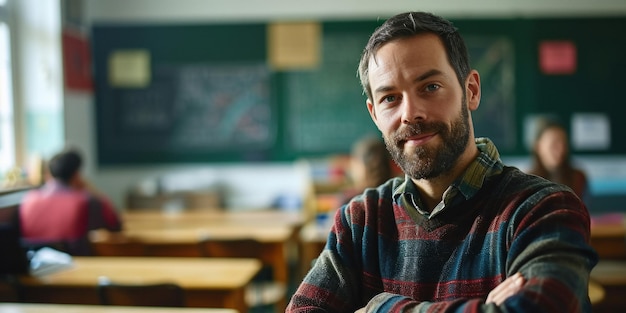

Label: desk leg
[265,242,288,311]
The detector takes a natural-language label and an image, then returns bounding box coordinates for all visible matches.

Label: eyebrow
[415,69,443,82]
[373,69,444,95]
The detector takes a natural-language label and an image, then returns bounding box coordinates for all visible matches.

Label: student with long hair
[528,118,589,201]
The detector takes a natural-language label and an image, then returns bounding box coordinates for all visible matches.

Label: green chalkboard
[93,24,277,163]
[92,17,626,165]
[282,22,380,155]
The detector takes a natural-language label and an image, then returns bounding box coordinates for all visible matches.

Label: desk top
[590,260,626,286]
[0,303,238,313]
[299,220,331,243]
[120,210,303,243]
[120,224,294,243]
[122,210,305,227]
[19,257,262,290]
[588,280,605,305]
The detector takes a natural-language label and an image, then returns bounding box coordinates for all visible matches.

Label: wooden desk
[590,214,626,259]
[589,280,606,306]
[96,210,305,311]
[122,210,305,229]
[15,257,261,313]
[0,303,238,313]
[114,210,304,286]
[124,224,294,243]
[298,220,331,279]
[590,260,626,312]
[110,225,294,286]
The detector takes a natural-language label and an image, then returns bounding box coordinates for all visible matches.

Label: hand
[72,175,102,195]
[486,272,525,305]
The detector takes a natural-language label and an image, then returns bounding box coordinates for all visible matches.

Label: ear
[366,99,377,123]
[466,70,481,111]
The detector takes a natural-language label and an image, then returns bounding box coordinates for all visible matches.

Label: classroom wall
[85,0,626,21]
[63,0,626,211]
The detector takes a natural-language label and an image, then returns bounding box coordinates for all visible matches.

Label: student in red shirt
[20,147,122,255]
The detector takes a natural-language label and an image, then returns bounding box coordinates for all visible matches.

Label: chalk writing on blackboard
[172,63,273,150]
[115,63,273,152]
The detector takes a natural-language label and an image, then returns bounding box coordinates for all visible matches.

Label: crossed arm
[354,273,526,313]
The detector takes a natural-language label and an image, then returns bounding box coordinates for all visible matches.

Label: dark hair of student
[48,148,83,184]
[357,11,471,102]
[352,136,393,188]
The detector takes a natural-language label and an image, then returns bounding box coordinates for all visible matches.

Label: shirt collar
[393,137,504,216]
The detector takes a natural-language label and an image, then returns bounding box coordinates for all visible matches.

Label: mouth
[402,133,437,148]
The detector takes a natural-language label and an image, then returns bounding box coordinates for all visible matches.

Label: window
[0,2,15,175]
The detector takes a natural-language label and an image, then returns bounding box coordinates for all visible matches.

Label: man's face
[365,33,478,180]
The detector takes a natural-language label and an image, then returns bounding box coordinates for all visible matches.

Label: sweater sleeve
[287,204,365,313]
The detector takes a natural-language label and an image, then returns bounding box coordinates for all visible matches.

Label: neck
[411,140,479,211]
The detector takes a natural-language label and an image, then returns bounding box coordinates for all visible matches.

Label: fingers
[486,272,525,305]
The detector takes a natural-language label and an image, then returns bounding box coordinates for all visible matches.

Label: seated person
[340,135,395,205]
[527,118,589,201]
[20,147,122,255]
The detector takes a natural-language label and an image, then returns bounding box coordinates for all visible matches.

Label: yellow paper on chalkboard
[108,49,151,88]
[268,22,320,70]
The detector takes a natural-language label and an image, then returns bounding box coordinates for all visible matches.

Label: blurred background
[1,0,625,213]
[1,1,626,312]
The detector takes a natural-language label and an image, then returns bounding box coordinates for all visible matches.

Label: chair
[198,238,287,311]
[21,238,77,255]
[97,279,185,307]
[0,274,23,302]
[88,230,146,256]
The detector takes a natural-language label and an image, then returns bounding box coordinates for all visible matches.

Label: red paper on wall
[539,40,577,75]
[62,30,92,92]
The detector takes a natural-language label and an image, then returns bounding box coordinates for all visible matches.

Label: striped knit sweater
[287,139,598,313]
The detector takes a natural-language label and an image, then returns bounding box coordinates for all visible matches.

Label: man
[287,11,597,312]
[20,147,122,255]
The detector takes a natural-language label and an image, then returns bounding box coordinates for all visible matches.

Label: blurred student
[20,147,122,255]
[340,135,394,205]
[528,118,589,201]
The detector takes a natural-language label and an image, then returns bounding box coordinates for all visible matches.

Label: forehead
[367,33,453,85]
[540,127,567,140]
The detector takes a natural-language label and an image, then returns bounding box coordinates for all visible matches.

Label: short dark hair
[352,136,393,187]
[357,11,471,101]
[48,148,83,184]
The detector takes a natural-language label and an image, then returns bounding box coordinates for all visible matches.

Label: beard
[383,100,471,180]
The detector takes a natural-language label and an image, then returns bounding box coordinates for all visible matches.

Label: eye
[424,84,440,93]
[382,95,397,104]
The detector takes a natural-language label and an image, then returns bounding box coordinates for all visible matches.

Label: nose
[401,94,427,124]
